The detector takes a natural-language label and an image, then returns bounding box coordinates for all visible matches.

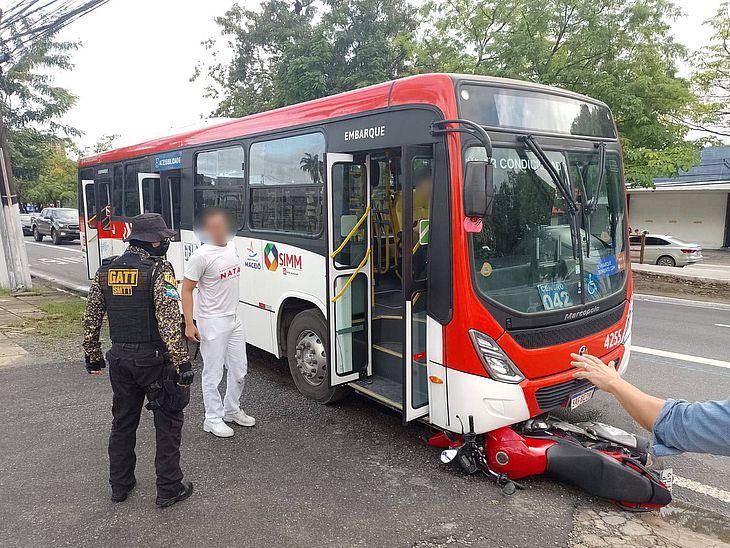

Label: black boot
[111,480,136,503]
[155,480,193,508]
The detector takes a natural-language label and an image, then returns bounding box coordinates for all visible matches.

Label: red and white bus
[78,73,632,436]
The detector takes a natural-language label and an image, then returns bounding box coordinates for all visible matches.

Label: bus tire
[286,309,348,404]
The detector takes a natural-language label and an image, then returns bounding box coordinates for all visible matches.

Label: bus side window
[194,146,245,229]
[124,164,140,217]
[248,133,325,235]
[166,175,181,233]
[112,165,123,216]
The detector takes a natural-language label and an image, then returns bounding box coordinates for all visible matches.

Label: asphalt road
[24,236,89,290]
[11,238,730,544]
[577,295,730,518]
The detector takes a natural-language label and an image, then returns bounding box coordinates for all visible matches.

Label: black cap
[125,213,175,242]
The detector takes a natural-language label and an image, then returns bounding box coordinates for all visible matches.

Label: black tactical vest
[98,252,162,343]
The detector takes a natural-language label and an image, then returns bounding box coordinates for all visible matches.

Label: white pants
[197,314,248,423]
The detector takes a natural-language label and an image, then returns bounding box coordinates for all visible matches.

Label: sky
[46,0,725,152]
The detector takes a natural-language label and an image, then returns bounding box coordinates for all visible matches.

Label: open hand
[571,353,620,393]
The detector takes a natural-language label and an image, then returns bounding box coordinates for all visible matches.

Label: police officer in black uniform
[82,213,194,507]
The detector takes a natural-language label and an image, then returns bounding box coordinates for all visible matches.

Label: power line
[0,0,111,68]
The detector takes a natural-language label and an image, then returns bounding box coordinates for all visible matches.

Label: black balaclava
[129,239,169,257]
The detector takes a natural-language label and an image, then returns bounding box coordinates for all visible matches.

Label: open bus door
[81,180,100,279]
[326,153,373,387]
[402,145,433,422]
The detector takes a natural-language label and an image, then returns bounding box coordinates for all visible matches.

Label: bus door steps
[371,342,402,382]
[354,375,403,409]
[372,314,403,346]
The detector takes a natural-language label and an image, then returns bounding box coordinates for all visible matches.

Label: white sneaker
[223,410,256,427]
[203,420,234,438]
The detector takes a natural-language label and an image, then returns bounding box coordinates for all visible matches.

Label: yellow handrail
[330,205,371,259]
[331,247,371,303]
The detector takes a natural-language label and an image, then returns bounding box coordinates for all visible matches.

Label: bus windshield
[467,146,627,314]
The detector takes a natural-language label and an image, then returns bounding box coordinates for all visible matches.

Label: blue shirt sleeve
[652,399,730,457]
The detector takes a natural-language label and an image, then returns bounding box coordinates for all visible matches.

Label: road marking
[632,346,730,370]
[25,241,84,254]
[716,324,730,328]
[37,256,85,265]
[633,294,730,310]
[675,476,730,504]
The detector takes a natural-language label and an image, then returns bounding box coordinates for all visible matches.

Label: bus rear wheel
[286,309,348,404]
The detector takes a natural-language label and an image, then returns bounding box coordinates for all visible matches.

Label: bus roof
[78,73,607,167]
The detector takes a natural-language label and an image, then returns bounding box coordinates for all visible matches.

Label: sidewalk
[0,283,81,368]
[632,262,730,282]
[631,253,730,304]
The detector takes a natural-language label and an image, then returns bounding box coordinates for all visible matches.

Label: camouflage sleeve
[153,261,189,368]
[82,272,106,362]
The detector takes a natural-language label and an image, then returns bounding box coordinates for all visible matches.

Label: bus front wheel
[286,309,348,404]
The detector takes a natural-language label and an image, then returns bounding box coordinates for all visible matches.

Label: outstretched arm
[573,353,730,456]
[571,353,665,432]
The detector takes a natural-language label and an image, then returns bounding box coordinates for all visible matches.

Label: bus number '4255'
[604,329,622,349]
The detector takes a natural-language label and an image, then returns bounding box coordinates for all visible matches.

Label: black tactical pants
[106,342,187,498]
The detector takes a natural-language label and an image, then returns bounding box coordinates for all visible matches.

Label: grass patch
[34,300,88,338]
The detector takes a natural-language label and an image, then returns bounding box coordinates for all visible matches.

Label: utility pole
[0,0,111,291]
[0,114,31,290]
[0,7,30,291]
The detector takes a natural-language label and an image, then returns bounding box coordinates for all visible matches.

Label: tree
[194,0,418,117]
[0,0,110,290]
[0,38,80,203]
[23,147,77,207]
[689,2,730,138]
[199,0,707,188]
[419,0,702,186]
[299,152,324,183]
[92,133,120,154]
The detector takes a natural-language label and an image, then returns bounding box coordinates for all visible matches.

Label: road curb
[30,269,90,296]
[631,268,730,305]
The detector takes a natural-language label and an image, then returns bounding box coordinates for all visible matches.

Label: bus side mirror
[463,161,494,218]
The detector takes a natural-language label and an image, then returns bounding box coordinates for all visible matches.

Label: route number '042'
[604,329,623,349]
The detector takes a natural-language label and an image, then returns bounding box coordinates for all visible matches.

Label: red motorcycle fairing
[484,427,552,480]
[482,427,672,510]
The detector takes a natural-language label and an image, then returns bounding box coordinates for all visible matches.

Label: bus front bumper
[428,344,628,435]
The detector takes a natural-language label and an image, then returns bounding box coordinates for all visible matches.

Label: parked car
[18,212,33,236]
[629,233,703,267]
[31,207,80,245]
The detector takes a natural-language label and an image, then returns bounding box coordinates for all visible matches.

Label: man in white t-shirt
[181,209,255,438]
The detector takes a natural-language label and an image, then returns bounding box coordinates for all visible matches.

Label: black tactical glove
[85,355,106,374]
[177,361,194,387]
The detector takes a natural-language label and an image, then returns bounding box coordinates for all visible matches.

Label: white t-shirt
[184,241,241,318]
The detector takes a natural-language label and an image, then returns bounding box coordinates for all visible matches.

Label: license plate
[658,468,674,493]
[569,386,595,410]
[537,282,572,311]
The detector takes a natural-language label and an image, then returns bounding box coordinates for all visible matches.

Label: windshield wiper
[520,135,587,302]
[588,142,607,214]
[520,135,582,260]
[520,135,579,215]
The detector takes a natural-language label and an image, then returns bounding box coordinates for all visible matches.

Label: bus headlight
[468,329,525,384]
